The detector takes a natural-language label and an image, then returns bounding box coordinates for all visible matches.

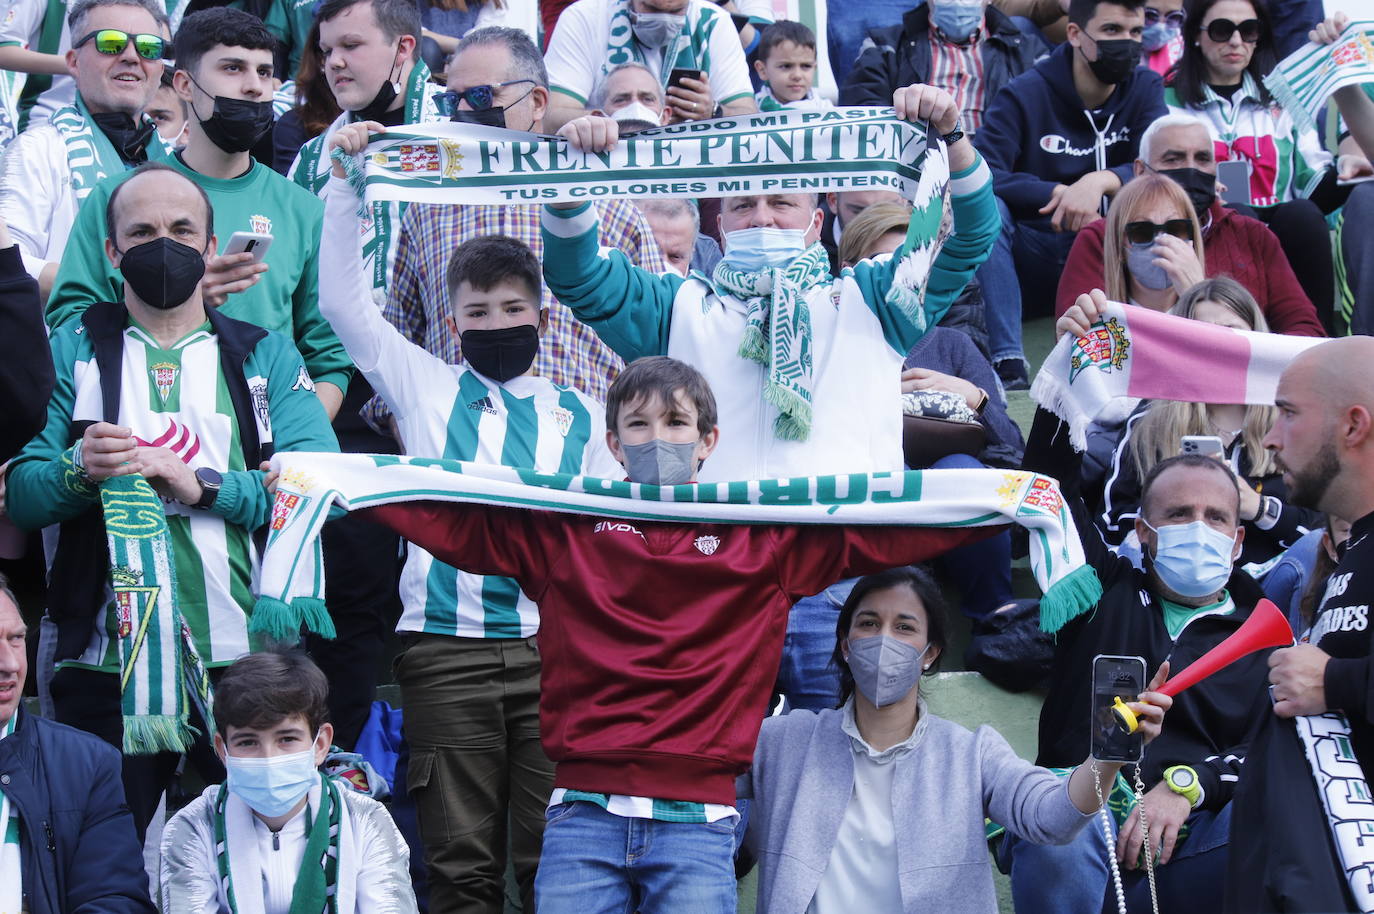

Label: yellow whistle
[1111,695,1140,734]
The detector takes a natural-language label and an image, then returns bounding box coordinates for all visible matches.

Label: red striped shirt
[928,26,988,133]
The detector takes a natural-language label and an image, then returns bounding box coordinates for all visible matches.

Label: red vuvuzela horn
[1113,598,1294,733]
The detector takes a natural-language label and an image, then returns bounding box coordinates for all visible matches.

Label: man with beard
[1228,335,1374,911]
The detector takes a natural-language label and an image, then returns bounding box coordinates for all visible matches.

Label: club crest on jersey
[150,361,178,401]
[694,535,720,556]
[248,378,272,435]
[549,406,573,437]
[249,214,272,235]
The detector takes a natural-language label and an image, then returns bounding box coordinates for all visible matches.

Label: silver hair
[1139,112,1212,164]
[636,197,700,234]
[453,26,548,88]
[69,0,170,38]
[591,62,662,111]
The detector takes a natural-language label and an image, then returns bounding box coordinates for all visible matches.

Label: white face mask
[610,101,663,128]
[720,226,808,272]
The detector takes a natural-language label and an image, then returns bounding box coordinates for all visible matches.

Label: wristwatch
[940,125,966,146]
[1163,765,1204,810]
[192,467,223,510]
[1252,494,1283,530]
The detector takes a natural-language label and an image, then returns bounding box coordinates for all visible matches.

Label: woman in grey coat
[741,567,1171,914]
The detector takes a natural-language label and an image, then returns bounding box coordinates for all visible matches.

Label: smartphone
[1180,435,1226,460]
[1091,654,1146,763]
[1217,159,1252,207]
[668,68,704,91]
[223,231,273,263]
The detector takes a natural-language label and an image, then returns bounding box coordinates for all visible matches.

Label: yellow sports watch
[1164,765,1203,809]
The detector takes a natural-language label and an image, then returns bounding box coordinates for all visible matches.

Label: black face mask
[116,237,207,310]
[90,111,157,163]
[196,95,274,153]
[354,49,402,121]
[1160,166,1217,216]
[461,325,540,382]
[450,105,508,128]
[1083,37,1142,85]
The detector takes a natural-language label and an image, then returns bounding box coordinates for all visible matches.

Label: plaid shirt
[929,26,988,133]
[369,198,666,425]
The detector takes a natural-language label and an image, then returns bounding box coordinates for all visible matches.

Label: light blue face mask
[1127,240,1172,291]
[224,746,320,817]
[931,0,984,42]
[1143,519,1237,598]
[847,635,932,707]
[721,226,808,272]
[1142,21,1180,52]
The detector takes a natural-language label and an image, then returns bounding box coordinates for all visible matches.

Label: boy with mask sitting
[315,130,622,912]
[158,651,416,912]
[359,354,1001,914]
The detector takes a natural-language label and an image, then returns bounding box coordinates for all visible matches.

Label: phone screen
[668,68,703,90]
[1217,160,1252,207]
[1091,654,1145,763]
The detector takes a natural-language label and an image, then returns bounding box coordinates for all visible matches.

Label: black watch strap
[193,467,222,510]
[940,127,965,146]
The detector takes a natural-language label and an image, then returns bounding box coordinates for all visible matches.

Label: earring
[923,664,930,670]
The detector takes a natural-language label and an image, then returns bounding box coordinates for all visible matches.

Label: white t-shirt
[0,0,74,128]
[544,0,753,109]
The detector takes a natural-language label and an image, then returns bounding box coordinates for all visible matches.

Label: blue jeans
[980,197,1078,363]
[1005,801,1233,914]
[929,454,1014,622]
[535,802,739,914]
[776,578,858,712]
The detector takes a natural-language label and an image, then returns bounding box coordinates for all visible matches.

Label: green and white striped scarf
[711,243,829,441]
[214,773,342,914]
[252,452,1100,641]
[0,714,18,914]
[1266,19,1374,133]
[102,473,214,755]
[603,0,711,91]
[49,95,169,203]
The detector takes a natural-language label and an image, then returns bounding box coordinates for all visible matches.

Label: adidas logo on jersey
[467,396,498,416]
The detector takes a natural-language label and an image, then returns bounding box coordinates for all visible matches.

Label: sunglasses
[73,28,165,60]
[1125,218,1195,245]
[1143,8,1185,28]
[1205,17,1263,43]
[433,79,536,114]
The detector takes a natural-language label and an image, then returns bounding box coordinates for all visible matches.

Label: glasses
[433,79,536,114]
[73,28,165,60]
[1205,17,1263,43]
[1125,218,1195,245]
[1143,8,1185,28]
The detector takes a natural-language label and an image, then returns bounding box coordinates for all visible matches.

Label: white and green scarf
[1266,19,1374,133]
[0,714,18,914]
[712,243,829,441]
[329,107,945,208]
[49,94,169,203]
[251,452,1099,641]
[102,473,214,755]
[603,0,713,90]
[1294,712,1374,911]
[213,774,342,914]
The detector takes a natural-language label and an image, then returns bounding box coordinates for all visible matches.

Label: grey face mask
[630,11,685,48]
[1126,240,1172,291]
[846,635,931,707]
[622,438,698,485]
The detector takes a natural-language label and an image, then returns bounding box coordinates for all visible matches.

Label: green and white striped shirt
[0,713,20,914]
[549,788,738,824]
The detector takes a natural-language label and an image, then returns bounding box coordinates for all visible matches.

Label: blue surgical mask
[1143,519,1237,598]
[721,227,807,272]
[931,0,984,42]
[622,437,698,485]
[1127,240,1172,291]
[846,635,932,707]
[224,747,320,817]
[1141,21,1180,52]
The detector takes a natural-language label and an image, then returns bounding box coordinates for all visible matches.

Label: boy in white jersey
[159,651,417,913]
[318,121,620,913]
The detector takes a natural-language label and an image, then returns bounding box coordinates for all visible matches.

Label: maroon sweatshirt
[366,500,995,806]
[1054,200,1325,337]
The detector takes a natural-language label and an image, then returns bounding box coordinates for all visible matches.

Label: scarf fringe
[250,596,336,641]
[737,322,768,365]
[123,714,193,755]
[1039,563,1102,634]
[763,382,813,441]
[1027,367,1092,452]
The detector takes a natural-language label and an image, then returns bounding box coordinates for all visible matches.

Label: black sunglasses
[1144,8,1185,28]
[1125,218,1195,245]
[73,28,165,60]
[433,79,536,114]
[1205,17,1263,43]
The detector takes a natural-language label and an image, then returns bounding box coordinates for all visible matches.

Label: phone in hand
[1217,159,1252,207]
[1180,435,1226,460]
[1091,654,1146,763]
[223,231,273,263]
[668,68,705,91]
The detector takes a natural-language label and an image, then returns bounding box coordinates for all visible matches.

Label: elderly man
[0,578,155,914]
[1227,336,1374,911]
[543,0,756,131]
[592,60,668,126]
[0,0,171,299]
[1054,112,1325,336]
[636,198,721,276]
[7,163,338,840]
